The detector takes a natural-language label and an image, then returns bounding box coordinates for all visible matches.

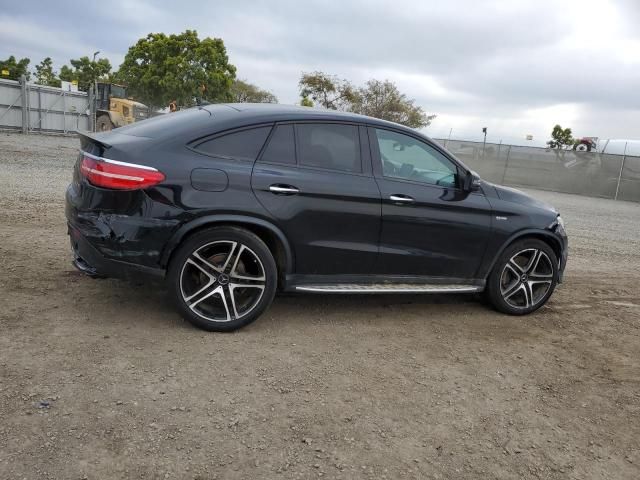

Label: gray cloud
[1,0,638,143]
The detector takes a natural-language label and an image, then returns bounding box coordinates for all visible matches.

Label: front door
[252,122,381,275]
[369,127,492,280]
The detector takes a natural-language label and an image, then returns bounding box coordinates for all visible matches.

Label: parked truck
[94,82,150,131]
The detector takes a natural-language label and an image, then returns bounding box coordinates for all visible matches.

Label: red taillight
[80,153,165,190]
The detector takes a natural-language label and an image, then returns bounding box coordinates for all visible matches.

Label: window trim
[187,123,275,162]
[294,121,365,175]
[368,126,466,190]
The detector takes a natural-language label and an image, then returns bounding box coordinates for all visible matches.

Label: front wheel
[486,239,558,315]
[168,227,277,331]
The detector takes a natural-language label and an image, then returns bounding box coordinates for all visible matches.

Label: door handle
[389,194,415,204]
[269,184,300,195]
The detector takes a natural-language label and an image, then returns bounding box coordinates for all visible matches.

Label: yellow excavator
[94,82,150,131]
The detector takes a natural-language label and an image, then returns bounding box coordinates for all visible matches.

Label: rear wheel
[96,114,113,132]
[168,227,277,331]
[486,239,558,315]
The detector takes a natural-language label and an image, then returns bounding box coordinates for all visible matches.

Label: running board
[294,284,483,294]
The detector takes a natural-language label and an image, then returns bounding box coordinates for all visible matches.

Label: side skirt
[284,274,485,294]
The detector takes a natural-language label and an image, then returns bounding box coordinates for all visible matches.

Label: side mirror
[463,170,482,192]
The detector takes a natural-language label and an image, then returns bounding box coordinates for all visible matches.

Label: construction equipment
[94,82,149,131]
[573,136,598,152]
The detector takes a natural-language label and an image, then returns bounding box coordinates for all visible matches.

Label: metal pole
[444,127,452,148]
[614,142,628,201]
[501,145,512,184]
[37,87,42,132]
[88,85,95,132]
[62,91,67,134]
[482,129,487,161]
[20,75,27,134]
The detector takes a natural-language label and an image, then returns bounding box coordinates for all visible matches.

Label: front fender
[479,228,566,280]
[159,214,294,273]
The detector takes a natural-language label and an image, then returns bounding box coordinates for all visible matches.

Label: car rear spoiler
[77,131,112,152]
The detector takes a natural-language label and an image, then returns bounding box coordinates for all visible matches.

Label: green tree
[0,56,31,81]
[34,57,61,87]
[300,95,313,107]
[59,56,112,91]
[299,71,434,128]
[299,71,357,110]
[547,124,574,149]
[118,30,236,109]
[351,79,435,129]
[230,79,277,103]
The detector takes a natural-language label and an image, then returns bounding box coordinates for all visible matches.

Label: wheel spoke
[505,261,522,277]
[508,259,524,273]
[187,284,223,308]
[221,285,235,322]
[188,252,221,277]
[529,273,553,282]
[229,283,264,319]
[230,271,265,284]
[501,280,521,299]
[523,249,540,273]
[222,242,240,273]
[522,281,533,308]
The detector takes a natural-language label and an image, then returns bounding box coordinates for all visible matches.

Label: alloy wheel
[179,241,266,322]
[499,248,554,310]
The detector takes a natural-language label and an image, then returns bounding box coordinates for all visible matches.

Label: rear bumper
[68,223,164,279]
[65,181,177,279]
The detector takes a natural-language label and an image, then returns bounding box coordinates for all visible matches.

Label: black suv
[66,104,568,331]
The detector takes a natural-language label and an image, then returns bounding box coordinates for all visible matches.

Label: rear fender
[160,215,294,273]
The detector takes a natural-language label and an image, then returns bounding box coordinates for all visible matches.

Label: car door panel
[369,127,492,279]
[251,123,381,275]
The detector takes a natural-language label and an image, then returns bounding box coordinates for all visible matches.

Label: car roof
[113,103,420,141]
[202,103,409,129]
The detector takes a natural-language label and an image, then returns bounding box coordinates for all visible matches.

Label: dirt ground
[1,132,639,480]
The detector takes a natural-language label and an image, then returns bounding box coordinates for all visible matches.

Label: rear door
[251,122,381,275]
[369,127,492,280]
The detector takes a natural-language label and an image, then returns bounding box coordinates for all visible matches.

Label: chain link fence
[434,138,639,203]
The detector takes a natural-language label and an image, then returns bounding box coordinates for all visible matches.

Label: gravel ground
[1,132,639,480]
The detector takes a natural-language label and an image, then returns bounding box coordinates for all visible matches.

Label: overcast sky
[1,0,639,145]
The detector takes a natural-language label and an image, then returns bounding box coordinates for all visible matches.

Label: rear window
[114,107,212,138]
[194,126,272,161]
[297,123,361,173]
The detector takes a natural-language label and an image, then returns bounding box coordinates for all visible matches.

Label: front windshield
[110,84,127,98]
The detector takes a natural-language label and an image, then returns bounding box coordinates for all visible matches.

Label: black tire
[96,114,113,132]
[167,226,277,332]
[573,142,591,152]
[486,238,558,315]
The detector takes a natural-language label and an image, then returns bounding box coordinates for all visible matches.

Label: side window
[374,128,458,187]
[297,123,361,173]
[194,126,272,161]
[259,124,296,165]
